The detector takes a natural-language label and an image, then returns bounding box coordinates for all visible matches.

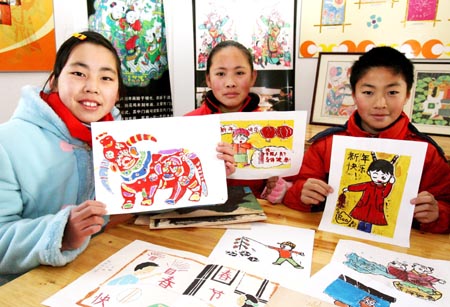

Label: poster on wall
[87,0,173,119]
[299,1,450,59]
[0,0,56,71]
[193,0,296,112]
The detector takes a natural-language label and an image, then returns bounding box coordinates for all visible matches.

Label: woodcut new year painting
[319,136,427,247]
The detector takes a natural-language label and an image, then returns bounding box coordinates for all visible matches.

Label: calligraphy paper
[319,135,427,247]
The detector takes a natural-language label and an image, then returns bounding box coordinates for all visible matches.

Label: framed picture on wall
[310,52,363,126]
[405,61,450,136]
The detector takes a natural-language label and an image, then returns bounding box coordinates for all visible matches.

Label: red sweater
[185,91,266,197]
[283,111,450,233]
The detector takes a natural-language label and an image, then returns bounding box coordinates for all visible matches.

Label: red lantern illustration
[260,125,276,141]
[276,125,293,139]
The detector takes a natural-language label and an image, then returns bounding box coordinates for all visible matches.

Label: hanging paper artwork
[220,111,307,180]
[319,136,427,247]
[91,115,227,215]
[87,0,173,119]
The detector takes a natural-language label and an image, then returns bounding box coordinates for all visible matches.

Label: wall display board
[299,0,450,59]
[87,0,173,119]
[193,0,296,111]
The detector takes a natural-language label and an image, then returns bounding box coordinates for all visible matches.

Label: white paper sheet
[208,222,315,292]
[220,111,307,179]
[304,239,450,307]
[319,135,427,247]
[42,240,280,307]
[91,115,228,215]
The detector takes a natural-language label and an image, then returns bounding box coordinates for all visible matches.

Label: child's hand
[301,178,333,206]
[62,200,107,251]
[261,176,292,204]
[410,191,439,224]
[216,142,236,177]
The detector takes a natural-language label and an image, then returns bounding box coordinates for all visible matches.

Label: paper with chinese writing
[319,135,427,247]
[42,240,280,307]
[303,239,450,307]
[207,222,315,292]
[220,111,307,179]
[91,115,227,215]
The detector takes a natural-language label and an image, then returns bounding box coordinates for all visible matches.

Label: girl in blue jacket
[0,31,236,284]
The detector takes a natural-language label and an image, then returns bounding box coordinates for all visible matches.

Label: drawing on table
[333,149,410,238]
[324,274,397,307]
[343,252,447,302]
[74,243,278,306]
[95,132,207,210]
[225,237,306,270]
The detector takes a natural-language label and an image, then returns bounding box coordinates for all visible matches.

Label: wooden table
[0,201,448,306]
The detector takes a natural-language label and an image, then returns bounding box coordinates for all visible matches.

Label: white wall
[0,0,317,123]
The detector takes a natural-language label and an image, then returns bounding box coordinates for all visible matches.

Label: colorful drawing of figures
[88,0,169,87]
[96,132,207,209]
[268,241,305,269]
[324,62,354,116]
[389,262,445,301]
[411,72,450,127]
[333,150,411,237]
[226,237,305,270]
[321,0,346,25]
[221,120,295,170]
[232,128,253,167]
[196,8,236,69]
[342,252,446,302]
[324,275,396,307]
[258,11,291,67]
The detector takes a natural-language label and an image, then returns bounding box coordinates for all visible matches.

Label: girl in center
[185,40,276,198]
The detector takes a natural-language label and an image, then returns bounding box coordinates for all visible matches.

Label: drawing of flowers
[367,15,382,29]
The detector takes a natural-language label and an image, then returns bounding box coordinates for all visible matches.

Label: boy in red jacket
[265,46,450,233]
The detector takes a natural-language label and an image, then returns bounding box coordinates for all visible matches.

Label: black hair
[206,40,254,75]
[45,31,125,98]
[368,159,394,175]
[134,262,158,271]
[350,46,414,93]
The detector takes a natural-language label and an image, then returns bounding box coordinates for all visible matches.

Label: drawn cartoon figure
[268,241,304,269]
[237,293,259,307]
[232,128,252,167]
[96,132,207,209]
[342,252,446,302]
[392,263,445,301]
[108,261,159,285]
[342,153,399,233]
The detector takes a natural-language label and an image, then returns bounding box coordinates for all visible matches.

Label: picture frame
[310,52,363,126]
[406,61,450,136]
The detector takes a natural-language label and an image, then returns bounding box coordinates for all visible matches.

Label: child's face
[206,47,257,113]
[368,169,391,184]
[54,43,120,124]
[352,67,410,135]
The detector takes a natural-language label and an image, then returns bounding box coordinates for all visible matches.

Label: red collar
[40,91,113,147]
